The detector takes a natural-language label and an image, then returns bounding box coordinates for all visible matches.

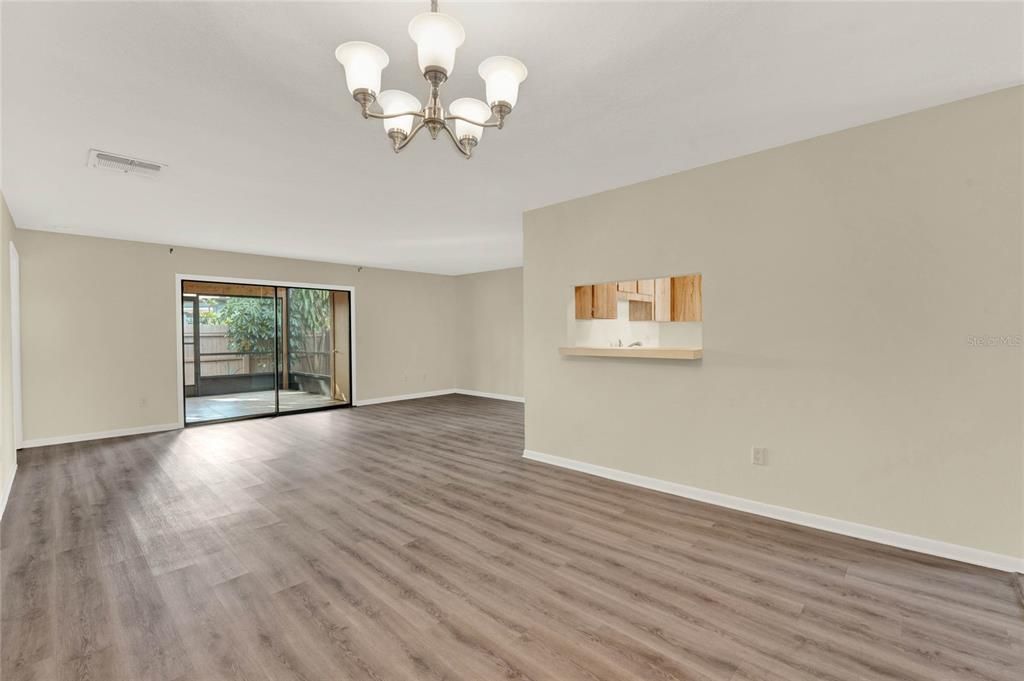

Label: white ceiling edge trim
[523,449,1024,574]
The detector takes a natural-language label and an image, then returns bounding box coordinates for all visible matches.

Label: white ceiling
[2,1,1022,275]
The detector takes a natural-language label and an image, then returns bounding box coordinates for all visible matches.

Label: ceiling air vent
[87,149,165,178]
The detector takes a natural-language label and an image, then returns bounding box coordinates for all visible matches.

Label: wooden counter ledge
[559,346,703,360]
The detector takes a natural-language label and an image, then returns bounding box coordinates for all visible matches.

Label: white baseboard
[19,422,182,449]
[0,464,17,520]
[356,389,524,406]
[454,389,525,403]
[523,449,1024,574]
[354,389,458,406]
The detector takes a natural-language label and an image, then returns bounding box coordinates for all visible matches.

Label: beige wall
[14,230,458,442]
[524,87,1024,559]
[455,267,523,398]
[0,192,17,510]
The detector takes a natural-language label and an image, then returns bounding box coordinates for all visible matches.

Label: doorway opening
[181,280,352,425]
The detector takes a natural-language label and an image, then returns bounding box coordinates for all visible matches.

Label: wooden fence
[183,324,330,387]
[183,324,273,386]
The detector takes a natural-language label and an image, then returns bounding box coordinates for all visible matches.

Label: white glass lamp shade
[478,56,528,108]
[448,98,491,142]
[407,12,465,75]
[378,90,421,136]
[335,41,389,95]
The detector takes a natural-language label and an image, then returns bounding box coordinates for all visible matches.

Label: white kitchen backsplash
[658,321,703,348]
[569,298,702,348]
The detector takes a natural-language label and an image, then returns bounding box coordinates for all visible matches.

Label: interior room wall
[13,230,459,443]
[455,267,523,399]
[0,192,17,514]
[523,87,1024,563]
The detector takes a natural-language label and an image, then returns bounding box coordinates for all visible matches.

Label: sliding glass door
[182,280,351,425]
[279,287,351,413]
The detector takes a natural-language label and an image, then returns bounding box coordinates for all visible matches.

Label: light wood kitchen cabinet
[574,285,593,320]
[653,277,672,321]
[592,283,618,319]
[574,283,618,319]
[626,278,660,320]
[618,279,653,305]
[575,274,701,321]
[628,300,653,321]
[671,274,702,321]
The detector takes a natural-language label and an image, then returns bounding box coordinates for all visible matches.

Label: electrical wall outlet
[751,447,768,466]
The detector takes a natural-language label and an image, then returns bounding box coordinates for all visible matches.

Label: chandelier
[334,0,527,159]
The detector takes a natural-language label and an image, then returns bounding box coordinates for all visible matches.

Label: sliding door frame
[276,285,353,418]
[174,274,356,429]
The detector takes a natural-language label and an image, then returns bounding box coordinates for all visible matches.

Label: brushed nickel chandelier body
[335,0,527,159]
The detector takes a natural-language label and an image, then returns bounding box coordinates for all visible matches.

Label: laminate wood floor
[2,395,1021,681]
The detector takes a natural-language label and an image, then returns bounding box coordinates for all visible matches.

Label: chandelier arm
[444,114,502,129]
[442,123,472,158]
[364,109,427,121]
[396,121,426,151]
